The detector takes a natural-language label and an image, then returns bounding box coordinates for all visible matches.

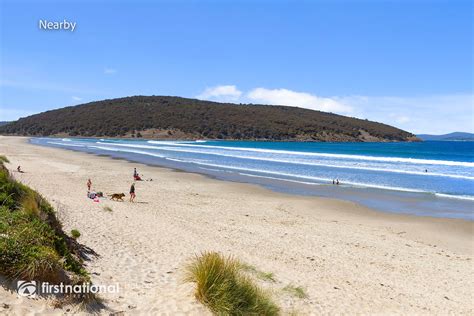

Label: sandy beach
[0,136,473,315]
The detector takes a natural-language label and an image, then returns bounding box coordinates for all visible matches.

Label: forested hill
[0,96,418,142]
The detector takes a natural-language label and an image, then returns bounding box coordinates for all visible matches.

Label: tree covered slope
[0,96,418,142]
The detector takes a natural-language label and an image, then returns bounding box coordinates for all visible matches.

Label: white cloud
[104,68,117,75]
[340,94,474,134]
[197,85,473,134]
[247,88,353,114]
[196,85,242,102]
[195,84,473,134]
[72,96,82,101]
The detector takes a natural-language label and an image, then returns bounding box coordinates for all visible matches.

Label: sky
[0,0,472,134]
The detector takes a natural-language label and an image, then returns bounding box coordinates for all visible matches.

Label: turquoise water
[31,138,474,219]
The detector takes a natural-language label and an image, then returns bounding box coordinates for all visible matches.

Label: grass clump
[0,155,9,163]
[71,229,81,239]
[185,251,280,315]
[283,284,308,299]
[240,263,276,282]
[258,271,276,282]
[102,206,113,212]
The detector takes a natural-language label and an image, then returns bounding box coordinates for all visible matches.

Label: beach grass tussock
[185,251,280,315]
[283,284,308,299]
[0,155,9,163]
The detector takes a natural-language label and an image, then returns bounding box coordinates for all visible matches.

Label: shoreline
[0,133,421,143]
[1,136,473,314]
[9,136,474,253]
[32,136,474,220]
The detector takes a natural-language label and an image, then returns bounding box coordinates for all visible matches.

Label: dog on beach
[109,193,126,201]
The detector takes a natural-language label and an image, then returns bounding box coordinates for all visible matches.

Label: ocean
[31,138,474,220]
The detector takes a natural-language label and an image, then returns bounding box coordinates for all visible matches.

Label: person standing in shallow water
[129,183,136,202]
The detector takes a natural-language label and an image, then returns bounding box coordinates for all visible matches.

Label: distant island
[417,132,474,141]
[0,96,418,142]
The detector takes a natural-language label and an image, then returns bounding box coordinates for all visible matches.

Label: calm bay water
[31,138,474,220]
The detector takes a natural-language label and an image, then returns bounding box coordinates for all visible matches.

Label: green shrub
[0,209,60,281]
[71,229,81,239]
[185,251,280,315]
[0,155,9,163]
[0,161,88,282]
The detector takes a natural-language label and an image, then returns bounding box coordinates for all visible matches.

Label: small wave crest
[48,141,84,147]
[434,193,474,201]
[147,141,474,167]
[97,141,474,179]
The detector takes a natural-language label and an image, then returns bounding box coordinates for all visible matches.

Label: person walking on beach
[87,178,92,191]
[129,183,136,203]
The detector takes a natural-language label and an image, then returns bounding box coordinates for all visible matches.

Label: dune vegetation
[71,229,81,239]
[283,284,308,299]
[185,251,280,315]
[0,157,90,295]
[239,263,276,282]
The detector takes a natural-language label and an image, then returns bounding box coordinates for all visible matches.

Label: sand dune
[0,136,472,315]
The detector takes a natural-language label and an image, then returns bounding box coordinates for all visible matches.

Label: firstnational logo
[16,280,119,297]
[17,280,37,297]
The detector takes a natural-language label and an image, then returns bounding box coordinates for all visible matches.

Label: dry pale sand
[0,136,473,315]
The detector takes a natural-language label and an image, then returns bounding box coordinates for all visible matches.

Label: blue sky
[0,0,472,134]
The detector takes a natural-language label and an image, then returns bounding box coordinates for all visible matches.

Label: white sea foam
[96,142,158,150]
[178,160,430,194]
[434,193,474,201]
[199,167,223,172]
[48,138,474,201]
[238,172,321,186]
[147,141,474,167]
[164,157,187,163]
[89,145,166,158]
[48,141,84,147]
[94,141,474,180]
